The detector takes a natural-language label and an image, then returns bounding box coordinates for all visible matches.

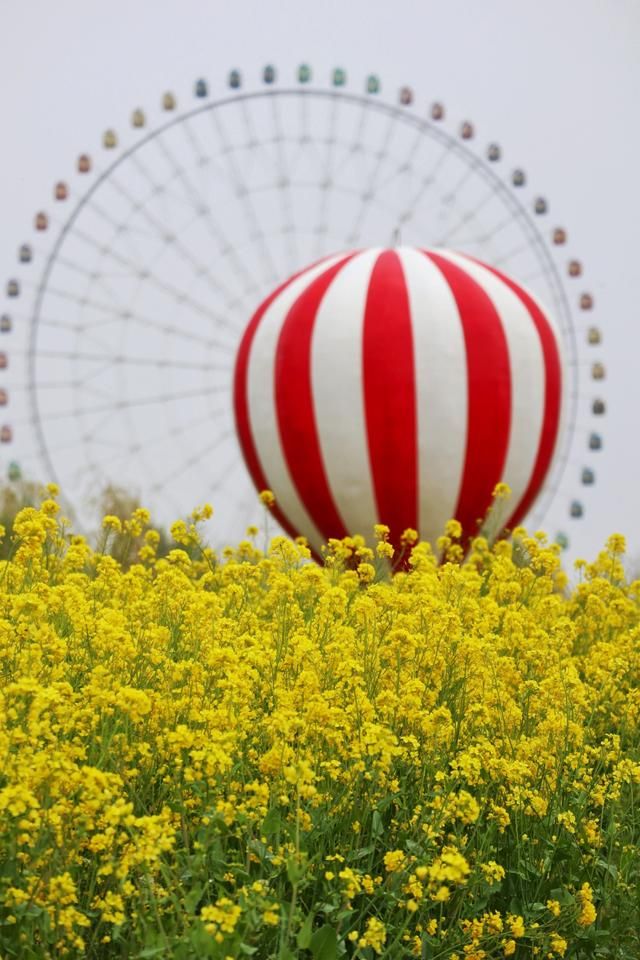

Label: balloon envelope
[234,248,564,555]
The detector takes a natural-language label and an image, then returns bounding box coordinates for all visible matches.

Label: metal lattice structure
[1,65,605,548]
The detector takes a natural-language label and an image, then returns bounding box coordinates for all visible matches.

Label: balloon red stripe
[426,251,512,540]
[481,264,562,530]
[233,269,312,543]
[234,247,563,558]
[362,251,418,545]
[275,255,357,542]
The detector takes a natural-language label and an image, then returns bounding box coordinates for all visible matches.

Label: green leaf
[286,855,307,885]
[549,887,574,905]
[371,810,384,838]
[404,839,423,855]
[337,909,354,922]
[184,884,206,914]
[311,924,338,960]
[348,845,374,861]
[188,927,218,956]
[249,838,268,861]
[316,901,339,917]
[597,858,618,880]
[262,806,282,837]
[278,948,296,960]
[297,911,314,949]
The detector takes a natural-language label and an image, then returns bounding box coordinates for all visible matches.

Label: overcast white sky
[0,0,638,562]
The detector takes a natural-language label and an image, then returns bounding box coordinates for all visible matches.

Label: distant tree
[94,483,171,567]
[0,479,41,558]
[0,480,174,567]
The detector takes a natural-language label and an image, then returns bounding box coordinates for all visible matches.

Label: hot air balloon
[234,248,564,556]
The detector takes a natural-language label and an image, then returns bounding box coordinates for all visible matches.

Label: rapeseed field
[0,489,638,958]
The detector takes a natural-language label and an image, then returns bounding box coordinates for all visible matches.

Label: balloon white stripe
[247,254,347,555]
[438,250,545,529]
[239,245,563,556]
[512,279,569,501]
[398,247,468,548]
[311,249,382,541]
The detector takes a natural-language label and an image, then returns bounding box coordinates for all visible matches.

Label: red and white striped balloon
[234,248,564,555]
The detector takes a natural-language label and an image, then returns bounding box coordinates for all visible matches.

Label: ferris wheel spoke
[66,320,118,360]
[152,427,236,492]
[328,97,377,189]
[42,252,130,313]
[238,96,261,143]
[89,411,231,481]
[208,107,280,284]
[275,103,324,213]
[232,481,263,528]
[209,456,245,498]
[149,134,249,302]
[520,267,547,285]
[433,167,479,234]
[36,283,135,317]
[207,458,257,531]
[67,402,130,447]
[434,186,499,245]
[185,116,254,196]
[35,348,224,372]
[68,210,235,332]
[75,212,206,295]
[69,223,157,286]
[82,271,141,329]
[80,404,144,448]
[462,213,515,248]
[44,435,127,458]
[104,169,241,322]
[76,360,127,390]
[238,98,275,176]
[288,90,323,177]
[128,150,204,217]
[366,145,426,236]
[28,378,229,406]
[389,140,456,234]
[119,311,235,352]
[269,95,298,273]
[42,385,227,422]
[299,92,310,151]
[510,208,567,323]
[180,116,261,298]
[20,379,113,402]
[491,241,531,268]
[402,120,433,169]
[82,198,160,244]
[18,305,119,358]
[20,263,126,325]
[344,110,400,243]
[36,299,235,353]
[368,126,424,198]
[312,93,343,258]
[443,162,477,204]
[179,114,218,207]
[30,289,156,358]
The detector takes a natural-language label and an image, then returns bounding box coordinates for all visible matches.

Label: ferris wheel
[1,64,605,549]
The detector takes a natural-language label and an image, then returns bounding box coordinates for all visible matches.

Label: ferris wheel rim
[14,78,592,540]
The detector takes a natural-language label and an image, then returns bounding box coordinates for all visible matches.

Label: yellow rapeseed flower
[0,498,637,957]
